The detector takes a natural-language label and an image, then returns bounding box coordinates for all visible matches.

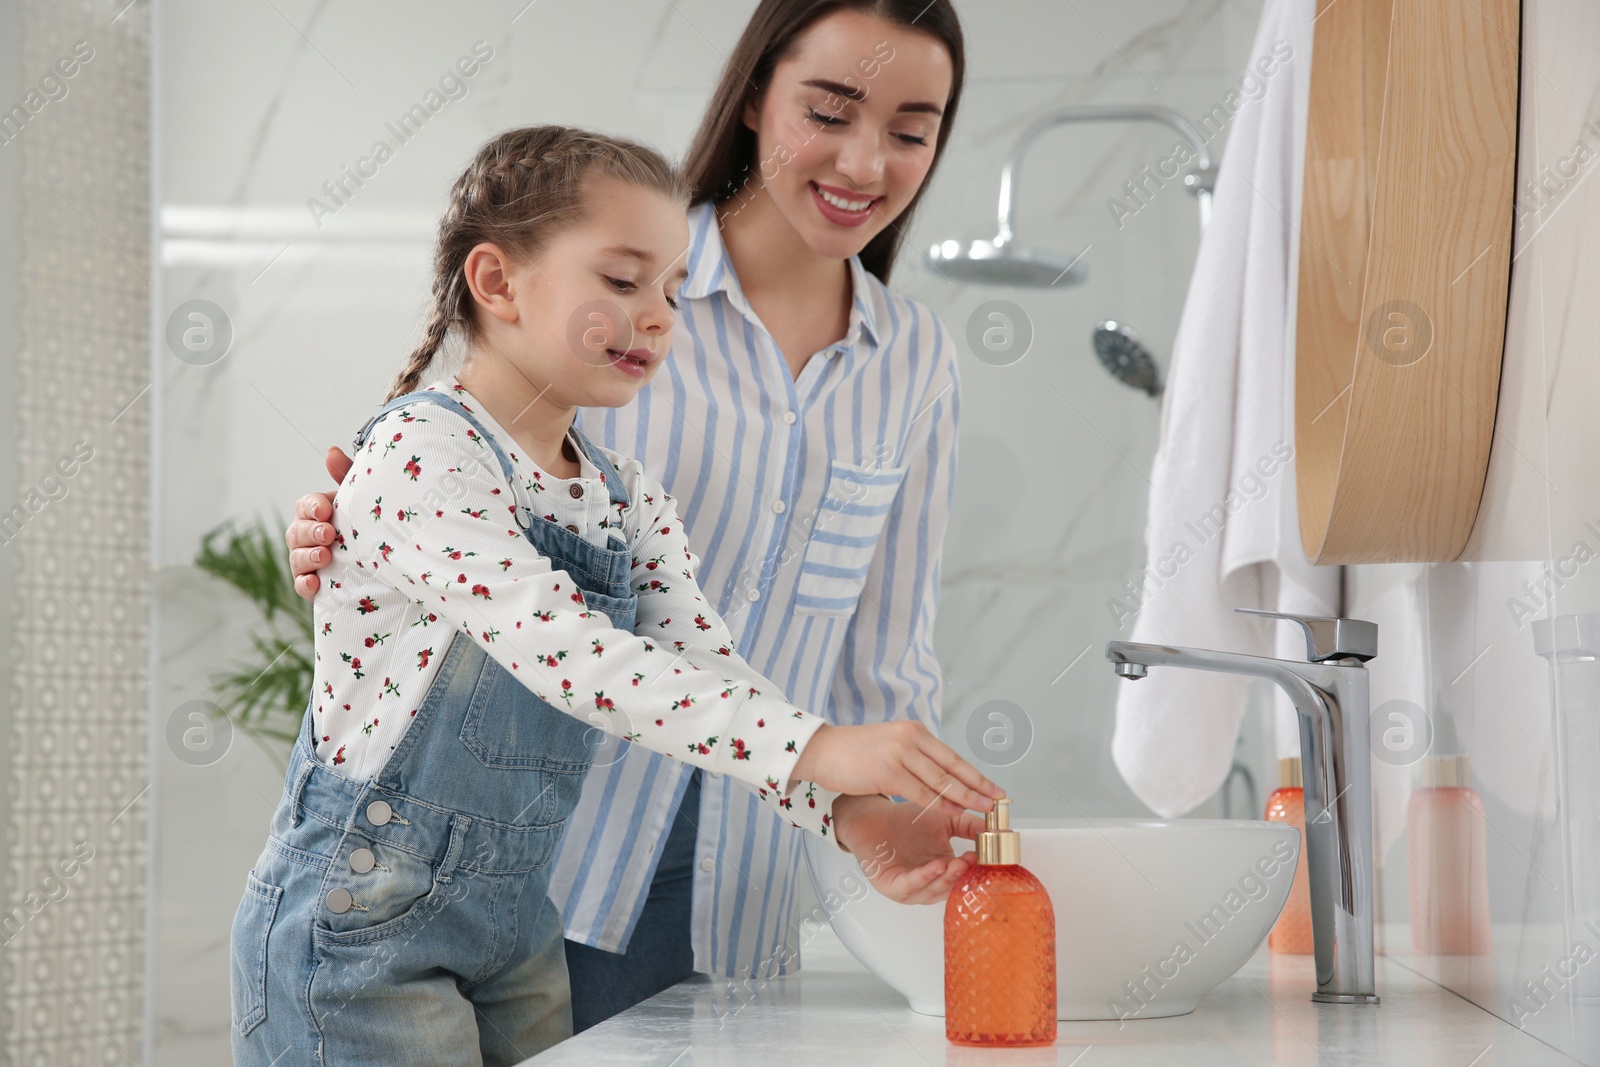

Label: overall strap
[353,390,535,530]
[568,423,630,508]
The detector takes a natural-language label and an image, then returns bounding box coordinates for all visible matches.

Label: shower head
[928,105,1215,289]
[925,237,1088,288]
[1093,321,1164,397]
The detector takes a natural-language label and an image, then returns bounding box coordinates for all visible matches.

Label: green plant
[194,514,312,767]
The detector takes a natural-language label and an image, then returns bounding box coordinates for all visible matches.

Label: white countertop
[520,921,1591,1066]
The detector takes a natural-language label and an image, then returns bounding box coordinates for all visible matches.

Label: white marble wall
[150,1,1271,1062]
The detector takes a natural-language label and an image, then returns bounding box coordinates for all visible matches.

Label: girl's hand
[790,722,1003,817]
[286,446,353,600]
[832,795,985,905]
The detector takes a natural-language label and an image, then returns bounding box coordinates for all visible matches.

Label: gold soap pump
[975,796,1021,865]
[945,795,1056,1047]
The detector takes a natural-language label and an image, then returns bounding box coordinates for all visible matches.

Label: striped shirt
[548,200,962,980]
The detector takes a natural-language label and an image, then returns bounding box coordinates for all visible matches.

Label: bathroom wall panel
[4,2,151,1064]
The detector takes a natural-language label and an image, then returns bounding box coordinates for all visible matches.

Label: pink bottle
[1265,757,1314,954]
[1407,754,1492,955]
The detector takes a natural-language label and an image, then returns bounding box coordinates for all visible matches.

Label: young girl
[286,0,974,1032]
[229,125,998,1066]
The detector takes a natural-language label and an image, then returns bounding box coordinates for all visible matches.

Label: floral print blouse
[309,377,839,838]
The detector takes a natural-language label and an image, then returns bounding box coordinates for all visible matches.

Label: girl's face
[739,9,953,261]
[499,176,690,411]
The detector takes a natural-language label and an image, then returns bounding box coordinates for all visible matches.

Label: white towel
[1111,0,1339,818]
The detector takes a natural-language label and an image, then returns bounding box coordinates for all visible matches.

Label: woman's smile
[810,180,882,226]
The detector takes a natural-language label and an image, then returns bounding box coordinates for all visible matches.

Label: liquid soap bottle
[1407,753,1492,955]
[1265,757,1314,954]
[945,798,1056,1047]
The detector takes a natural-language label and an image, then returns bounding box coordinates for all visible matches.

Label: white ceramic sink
[802,817,1300,1021]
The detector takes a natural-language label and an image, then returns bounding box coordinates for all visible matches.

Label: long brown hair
[385,125,690,402]
[683,0,965,283]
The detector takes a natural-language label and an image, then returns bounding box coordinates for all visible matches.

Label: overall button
[569,483,584,499]
[325,887,354,914]
[349,847,376,874]
[365,800,393,826]
[565,523,580,534]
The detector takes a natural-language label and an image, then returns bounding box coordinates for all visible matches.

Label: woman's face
[739,9,953,261]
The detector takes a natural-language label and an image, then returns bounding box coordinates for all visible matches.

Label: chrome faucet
[1106,608,1381,1005]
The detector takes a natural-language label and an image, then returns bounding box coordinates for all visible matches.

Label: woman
[285,0,968,1033]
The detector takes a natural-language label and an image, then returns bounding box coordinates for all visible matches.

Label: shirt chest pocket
[793,459,906,618]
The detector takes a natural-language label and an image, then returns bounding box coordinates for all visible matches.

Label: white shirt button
[771,499,786,514]
[746,588,761,602]
[782,411,797,425]
[700,857,714,873]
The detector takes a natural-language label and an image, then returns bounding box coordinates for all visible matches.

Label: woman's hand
[790,721,1002,817]
[286,446,353,600]
[832,795,984,905]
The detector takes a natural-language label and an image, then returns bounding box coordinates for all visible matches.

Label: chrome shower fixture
[928,105,1215,288]
[1093,320,1164,397]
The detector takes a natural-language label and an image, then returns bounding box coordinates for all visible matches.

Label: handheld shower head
[1093,321,1164,397]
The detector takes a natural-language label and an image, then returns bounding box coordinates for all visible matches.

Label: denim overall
[230,390,635,1067]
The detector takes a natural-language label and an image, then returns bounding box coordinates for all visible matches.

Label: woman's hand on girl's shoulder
[287,445,354,600]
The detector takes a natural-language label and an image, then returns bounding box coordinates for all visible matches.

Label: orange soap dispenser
[944,798,1056,1047]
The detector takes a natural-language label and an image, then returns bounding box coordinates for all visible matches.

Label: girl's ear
[463,242,522,325]
[741,92,763,134]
